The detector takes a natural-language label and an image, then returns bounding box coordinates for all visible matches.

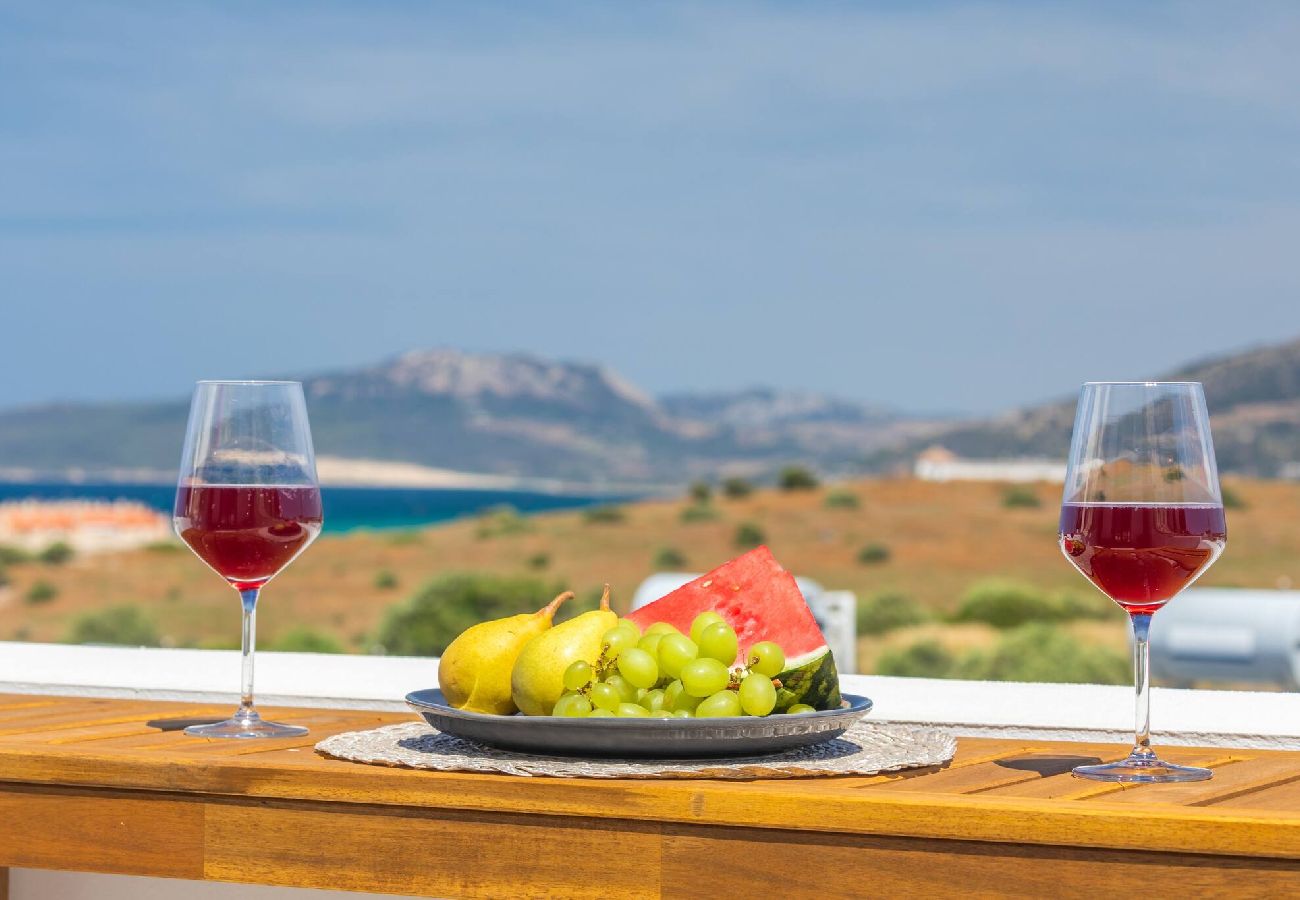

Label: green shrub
[272,627,345,654]
[143,541,183,554]
[734,521,766,549]
[1000,485,1041,509]
[373,569,399,590]
[951,580,1060,629]
[525,551,551,571]
[778,465,820,491]
[38,541,74,565]
[385,529,425,546]
[721,477,754,499]
[952,580,1109,628]
[875,640,957,678]
[1221,486,1247,510]
[376,574,565,657]
[823,489,860,510]
[0,566,8,588]
[679,503,719,523]
[688,481,712,504]
[957,624,1129,684]
[24,580,58,605]
[582,505,626,525]
[67,606,161,647]
[856,543,891,565]
[1052,591,1112,621]
[856,592,928,635]
[653,546,687,570]
[476,505,533,538]
[0,545,31,566]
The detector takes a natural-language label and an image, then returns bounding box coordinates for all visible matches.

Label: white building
[913,445,1067,483]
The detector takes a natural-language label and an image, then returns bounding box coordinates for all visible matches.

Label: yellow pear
[512,585,617,716]
[438,591,572,715]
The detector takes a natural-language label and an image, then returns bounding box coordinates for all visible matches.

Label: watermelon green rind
[773,648,841,712]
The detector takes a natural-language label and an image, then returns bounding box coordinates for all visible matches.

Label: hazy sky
[3,2,1299,414]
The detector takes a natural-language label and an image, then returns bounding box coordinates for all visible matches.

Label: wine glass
[1059,382,1226,781]
[174,381,324,738]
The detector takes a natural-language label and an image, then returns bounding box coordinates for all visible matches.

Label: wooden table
[0,694,1297,899]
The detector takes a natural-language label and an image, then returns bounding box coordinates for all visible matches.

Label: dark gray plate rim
[406,688,872,726]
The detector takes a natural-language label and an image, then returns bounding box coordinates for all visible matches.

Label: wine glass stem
[239,587,260,716]
[1131,613,1152,757]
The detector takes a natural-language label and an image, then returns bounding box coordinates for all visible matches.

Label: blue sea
[0,481,626,533]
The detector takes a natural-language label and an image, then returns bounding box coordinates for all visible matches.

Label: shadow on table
[995,755,1104,777]
[146,716,226,732]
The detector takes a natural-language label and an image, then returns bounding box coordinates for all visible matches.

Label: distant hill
[882,337,1300,476]
[0,350,924,485]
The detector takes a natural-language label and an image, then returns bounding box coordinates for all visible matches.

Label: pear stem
[599,584,611,612]
[539,591,574,619]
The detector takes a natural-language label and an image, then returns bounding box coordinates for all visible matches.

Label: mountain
[660,388,896,429]
[0,350,921,486]
[882,337,1300,476]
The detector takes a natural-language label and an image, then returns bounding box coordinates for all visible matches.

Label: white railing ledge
[1,642,1298,750]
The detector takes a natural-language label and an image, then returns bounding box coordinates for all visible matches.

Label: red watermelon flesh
[626,546,827,667]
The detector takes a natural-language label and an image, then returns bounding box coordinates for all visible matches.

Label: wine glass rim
[195,379,301,386]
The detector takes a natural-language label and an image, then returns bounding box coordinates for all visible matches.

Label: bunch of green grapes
[551,612,815,719]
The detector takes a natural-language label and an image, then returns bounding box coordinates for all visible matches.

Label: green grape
[602,625,638,657]
[605,674,638,703]
[641,689,666,712]
[552,693,592,717]
[644,622,680,636]
[617,618,643,639]
[671,709,694,718]
[747,641,786,677]
[738,673,777,717]
[637,632,665,657]
[679,657,729,698]
[672,690,703,713]
[589,682,621,712]
[616,703,650,717]
[657,633,699,679]
[696,689,742,718]
[648,710,675,718]
[562,660,593,692]
[617,647,659,690]
[588,707,615,717]
[689,611,726,644]
[698,622,738,664]
[787,703,816,715]
[662,679,685,708]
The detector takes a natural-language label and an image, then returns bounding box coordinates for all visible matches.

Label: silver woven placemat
[316,719,956,779]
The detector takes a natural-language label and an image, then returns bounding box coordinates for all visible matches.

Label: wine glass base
[184,711,308,739]
[1073,752,1212,783]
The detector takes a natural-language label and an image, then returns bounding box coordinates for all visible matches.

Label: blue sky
[2,2,1299,414]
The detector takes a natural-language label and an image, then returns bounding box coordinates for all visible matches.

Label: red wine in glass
[1059,503,1227,616]
[175,485,323,591]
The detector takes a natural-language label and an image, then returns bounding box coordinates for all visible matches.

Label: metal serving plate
[405,689,872,759]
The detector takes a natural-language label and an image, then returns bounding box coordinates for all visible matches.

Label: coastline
[0,456,670,497]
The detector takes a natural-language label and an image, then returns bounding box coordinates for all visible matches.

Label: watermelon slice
[627,546,842,711]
